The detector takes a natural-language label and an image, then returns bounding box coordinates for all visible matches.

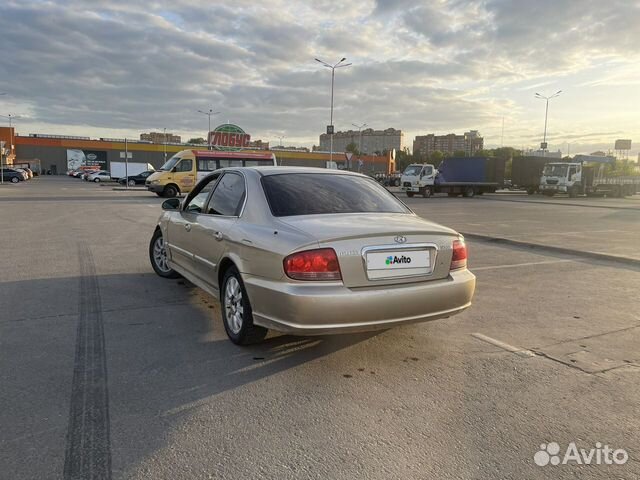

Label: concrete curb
[461,232,640,268]
[475,195,640,211]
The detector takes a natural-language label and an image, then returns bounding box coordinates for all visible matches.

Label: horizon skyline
[0,1,638,158]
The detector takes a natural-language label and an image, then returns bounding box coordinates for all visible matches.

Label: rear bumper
[244,269,476,335]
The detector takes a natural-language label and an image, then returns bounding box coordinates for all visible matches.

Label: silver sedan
[149,167,475,345]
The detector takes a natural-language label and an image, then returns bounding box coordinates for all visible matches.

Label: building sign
[208,124,250,151]
[614,139,631,150]
[66,149,108,171]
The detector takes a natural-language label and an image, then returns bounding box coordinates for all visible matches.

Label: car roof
[242,166,366,177]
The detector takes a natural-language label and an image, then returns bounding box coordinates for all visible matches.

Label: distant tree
[476,149,494,157]
[188,137,207,144]
[453,150,467,158]
[345,142,360,155]
[429,150,444,166]
[395,147,415,171]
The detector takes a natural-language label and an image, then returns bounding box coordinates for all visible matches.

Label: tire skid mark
[63,243,112,480]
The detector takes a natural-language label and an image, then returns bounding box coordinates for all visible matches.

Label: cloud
[0,0,638,153]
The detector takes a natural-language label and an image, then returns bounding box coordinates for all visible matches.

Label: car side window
[176,159,193,172]
[183,174,220,213]
[206,173,245,216]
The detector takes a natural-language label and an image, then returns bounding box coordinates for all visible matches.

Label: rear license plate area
[365,248,433,280]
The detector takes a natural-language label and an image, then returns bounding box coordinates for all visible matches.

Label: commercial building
[0,127,395,175]
[413,131,484,157]
[140,131,181,143]
[319,128,404,154]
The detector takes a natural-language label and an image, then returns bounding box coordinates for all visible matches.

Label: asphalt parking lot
[1,177,639,479]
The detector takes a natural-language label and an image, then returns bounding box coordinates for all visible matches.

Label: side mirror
[161,198,181,210]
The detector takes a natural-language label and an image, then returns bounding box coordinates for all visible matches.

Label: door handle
[184,223,191,232]
[214,231,223,241]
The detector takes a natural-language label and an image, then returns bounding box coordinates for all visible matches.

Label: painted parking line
[471,333,536,358]
[472,259,574,271]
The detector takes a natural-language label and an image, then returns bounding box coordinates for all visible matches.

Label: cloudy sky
[0,0,639,156]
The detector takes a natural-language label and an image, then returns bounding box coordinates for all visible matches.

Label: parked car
[0,168,25,183]
[149,167,476,345]
[23,167,34,179]
[87,170,111,182]
[81,170,99,180]
[118,170,155,186]
[14,168,30,180]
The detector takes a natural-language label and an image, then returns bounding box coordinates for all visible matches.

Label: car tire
[11,176,19,183]
[163,185,178,198]
[94,178,100,182]
[149,229,180,279]
[128,179,136,186]
[221,267,268,345]
[406,192,414,198]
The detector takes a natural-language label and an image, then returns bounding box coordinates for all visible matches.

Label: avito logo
[385,255,411,265]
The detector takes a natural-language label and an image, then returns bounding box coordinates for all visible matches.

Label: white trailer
[110,162,154,181]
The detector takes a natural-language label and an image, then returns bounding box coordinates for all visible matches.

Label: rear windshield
[262,173,410,217]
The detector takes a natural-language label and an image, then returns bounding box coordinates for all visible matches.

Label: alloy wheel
[224,277,244,334]
[152,236,170,273]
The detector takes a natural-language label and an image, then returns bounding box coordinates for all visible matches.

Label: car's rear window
[261,173,410,217]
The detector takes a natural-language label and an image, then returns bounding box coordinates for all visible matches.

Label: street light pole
[0,96,6,183]
[352,122,367,155]
[315,57,352,165]
[163,127,167,161]
[197,109,220,150]
[535,91,562,156]
[1,113,20,184]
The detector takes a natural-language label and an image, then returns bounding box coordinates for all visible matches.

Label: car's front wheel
[149,229,180,278]
[11,176,19,183]
[221,267,268,345]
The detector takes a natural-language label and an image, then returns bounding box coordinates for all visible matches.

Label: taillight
[284,248,342,281]
[450,239,467,270]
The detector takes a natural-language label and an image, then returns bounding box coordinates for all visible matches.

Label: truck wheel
[463,187,475,198]
[421,187,432,198]
[163,185,178,198]
[406,192,414,198]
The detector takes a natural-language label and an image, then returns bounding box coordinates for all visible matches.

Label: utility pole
[163,127,167,161]
[535,91,562,157]
[315,57,352,164]
[197,109,220,150]
[125,137,129,190]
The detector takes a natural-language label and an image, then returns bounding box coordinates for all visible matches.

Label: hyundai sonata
[149,167,475,344]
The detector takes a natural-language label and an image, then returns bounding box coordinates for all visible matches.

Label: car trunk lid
[275,213,459,287]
